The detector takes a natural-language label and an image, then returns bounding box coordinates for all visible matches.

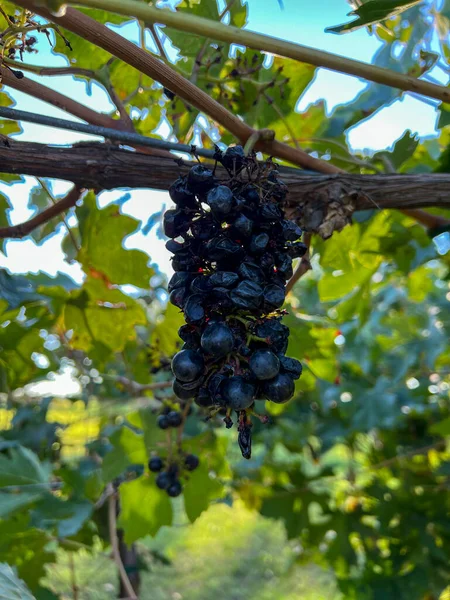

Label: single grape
[167,480,183,497]
[157,415,170,430]
[263,373,295,403]
[249,349,280,381]
[222,376,255,410]
[171,349,204,382]
[184,454,200,471]
[167,411,183,428]
[148,456,164,472]
[201,323,234,358]
[156,471,171,490]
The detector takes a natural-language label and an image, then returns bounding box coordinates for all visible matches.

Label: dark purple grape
[163,209,188,238]
[287,242,308,258]
[249,349,280,381]
[238,262,265,285]
[206,237,244,262]
[170,287,188,309]
[184,295,205,325]
[221,145,246,171]
[173,379,196,400]
[238,424,252,459]
[278,356,303,380]
[168,272,195,293]
[148,456,164,472]
[156,471,171,490]
[201,323,234,358]
[209,271,239,288]
[281,220,302,241]
[230,280,263,310]
[167,480,183,497]
[260,203,283,222]
[249,233,269,255]
[207,185,234,218]
[263,284,286,310]
[157,415,170,429]
[232,214,253,238]
[187,164,216,192]
[169,177,196,207]
[171,349,204,382]
[184,454,200,471]
[263,373,295,403]
[195,387,215,407]
[222,376,255,410]
[167,411,183,427]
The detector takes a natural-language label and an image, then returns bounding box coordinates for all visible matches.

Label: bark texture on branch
[0,140,449,237]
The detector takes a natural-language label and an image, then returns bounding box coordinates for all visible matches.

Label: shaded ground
[44,501,339,600]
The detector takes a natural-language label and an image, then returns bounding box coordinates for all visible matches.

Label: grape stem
[285,233,312,294]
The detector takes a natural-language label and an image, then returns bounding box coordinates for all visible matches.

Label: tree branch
[0,140,449,239]
[13,0,342,173]
[0,184,84,239]
[107,486,138,600]
[0,66,119,129]
[66,0,450,104]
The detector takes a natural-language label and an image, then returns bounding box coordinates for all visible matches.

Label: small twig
[148,22,167,60]
[265,94,300,151]
[285,232,312,294]
[368,439,447,472]
[36,178,80,251]
[69,552,79,600]
[108,485,138,600]
[0,66,118,129]
[0,185,84,240]
[103,374,173,394]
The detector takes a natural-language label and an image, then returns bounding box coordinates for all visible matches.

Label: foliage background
[0,0,449,598]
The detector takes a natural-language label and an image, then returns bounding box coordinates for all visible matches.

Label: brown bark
[0,140,449,239]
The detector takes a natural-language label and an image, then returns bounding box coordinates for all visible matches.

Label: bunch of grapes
[165,146,305,459]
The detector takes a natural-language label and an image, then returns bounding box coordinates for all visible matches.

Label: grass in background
[44,501,339,600]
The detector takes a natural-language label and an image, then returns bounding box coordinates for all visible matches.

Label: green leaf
[0,563,36,600]
[0,516,55,592]
[430,416,450,436]
[0,492,42,519]
[182,432,229,522]
[150,302,184,360]
[351,377,399,431]
[326,0,422,34]
[0,91,21,136]
[0,446,51,488]
[102,426,147,483]
[118,477,172,543]
[63,277,146,355]
[77,192,153,288]
[31,497,92,538]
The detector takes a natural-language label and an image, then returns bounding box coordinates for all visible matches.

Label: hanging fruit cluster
[164,146,305,460]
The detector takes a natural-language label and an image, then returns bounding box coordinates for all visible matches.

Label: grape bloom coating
[165,146,305,459]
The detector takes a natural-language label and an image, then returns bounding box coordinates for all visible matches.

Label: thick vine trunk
[1,140,449,237]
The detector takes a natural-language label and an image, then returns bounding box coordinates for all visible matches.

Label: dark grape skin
[156,471,171,490]
[165,152,304,462]
[148,456,164,472]
[171,350,204,383]
[167,480,183,497]
[184,454,200,471]
[167,411,183,428]
[157,415,170,430]
[263,373,295,404]
[249,349,280,381]
[222,376,255,410]
[173,379,196,400]
[201,323,234,358]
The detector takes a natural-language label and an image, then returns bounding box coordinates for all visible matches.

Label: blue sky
[0,0,446,281]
